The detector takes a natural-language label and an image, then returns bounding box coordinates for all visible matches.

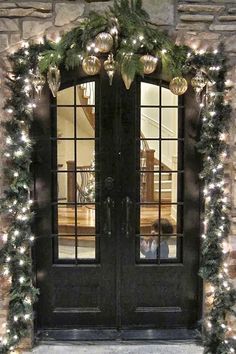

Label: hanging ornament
[32,68,45,98]
[47,65,61,97]
[104,54,116,86]
[95,32,113,53]
[191,71,207,94]
[121,72,133,90]
[82,56,101,76]
[140,54,158,75]
[169,77,188,96]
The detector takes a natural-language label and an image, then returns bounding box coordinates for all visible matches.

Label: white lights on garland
[0,0,235,353]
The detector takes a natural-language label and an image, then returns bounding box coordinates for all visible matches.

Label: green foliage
[0,2,235,354]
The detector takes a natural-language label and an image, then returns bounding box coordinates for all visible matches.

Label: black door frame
[32,68,203,341]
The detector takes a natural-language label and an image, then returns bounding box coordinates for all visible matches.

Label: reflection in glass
[77,205,95,235]
[57,108,74,138]
[58,235,75,259]
[161,108,178,139]
[77,172,95,203]
[141,82,159,106]
[77,236,95,259]
[141,108,159,139]
[161,236,177,259]
[57,140,74,170]
[140,141,159,171]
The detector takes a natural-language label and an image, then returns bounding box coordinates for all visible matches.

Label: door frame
[33,68,203,340]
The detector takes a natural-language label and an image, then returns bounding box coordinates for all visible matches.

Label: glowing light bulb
[19,276,25,284]
[13,172,19,177]
[162,49,167,54]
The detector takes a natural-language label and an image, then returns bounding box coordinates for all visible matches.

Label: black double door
[34,70,201,335]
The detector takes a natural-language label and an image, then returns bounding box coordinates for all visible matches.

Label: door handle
[122,196,132,238]
[104,196,114,237]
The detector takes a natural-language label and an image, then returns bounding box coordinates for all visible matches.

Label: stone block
[0,8,52,18]
[225,35,236,52]
[176,23,208,31]
[9,33,21,46]
[0,18,19,31]
[219,15,236,21]
[55,2,85,26]
[143,0,174,26]
[180,14,214,22]
[210,24,236,31]
[178,4,225,13]
[23,20,52,39]
[0,2,52,10]
[228,8,236,14]
[0,34,8,51]
[86,0,113,13]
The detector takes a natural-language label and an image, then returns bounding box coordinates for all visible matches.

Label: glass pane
[57,86,74,105]
[57,140,74,170]
[160,236,177,260]
[141,82,159,106]
[57,172,74,202]
[76,106,95,138]
[140,235,159,260]
[141,108,159,139]
[76,140,95,168]
[161,140,178,171]
[140,204,159,235]
[140,141,159,171]
[160,204,183,234]
[161,108,178,139]
[58,205,75,235]
[77,172,95,203]
[77,204,95,235]
[77,236,95,259]
[57,108,74,138]
[140,172,158,203]
[58,235,75,259]
[161,172,182,204]
[161,87,178,106]
[77,82,95,106]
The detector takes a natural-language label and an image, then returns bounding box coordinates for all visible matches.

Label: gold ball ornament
[104,54,116,86]
[191,71,207,94]
[95,32,113,53]
[82,56,101,76]
[169,77,188,96]
[140,54,158,75]
[32,68,46,98]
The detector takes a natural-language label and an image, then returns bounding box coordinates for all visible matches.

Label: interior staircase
[77,83,173,204]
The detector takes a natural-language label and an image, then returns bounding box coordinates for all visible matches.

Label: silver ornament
[32,68,46,98]
[47,65,61,97]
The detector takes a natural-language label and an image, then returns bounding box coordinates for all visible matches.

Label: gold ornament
[169,77,188,96]
[82,56,101,76]
[47,65,61,97]
[191,71,207,94]
[121,72,133,90]
[32,68,45,98]
[140,54,158,75]
[95,32,113,53]
[104,54,116,86]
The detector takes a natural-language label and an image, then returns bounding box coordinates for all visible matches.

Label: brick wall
[0,0,236,344]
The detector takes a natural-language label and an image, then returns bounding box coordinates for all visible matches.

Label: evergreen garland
[0,1,235,353]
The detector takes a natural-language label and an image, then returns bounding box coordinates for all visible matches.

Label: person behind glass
[140,218,173,259]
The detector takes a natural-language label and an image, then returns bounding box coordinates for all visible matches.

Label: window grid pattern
[51,82,99,264]
[137,81,184,264]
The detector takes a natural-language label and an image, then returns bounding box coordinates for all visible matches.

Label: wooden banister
[67,161,76,203]
[145,149,155,202]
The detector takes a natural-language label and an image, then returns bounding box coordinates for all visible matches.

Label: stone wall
[0,0,236,344]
